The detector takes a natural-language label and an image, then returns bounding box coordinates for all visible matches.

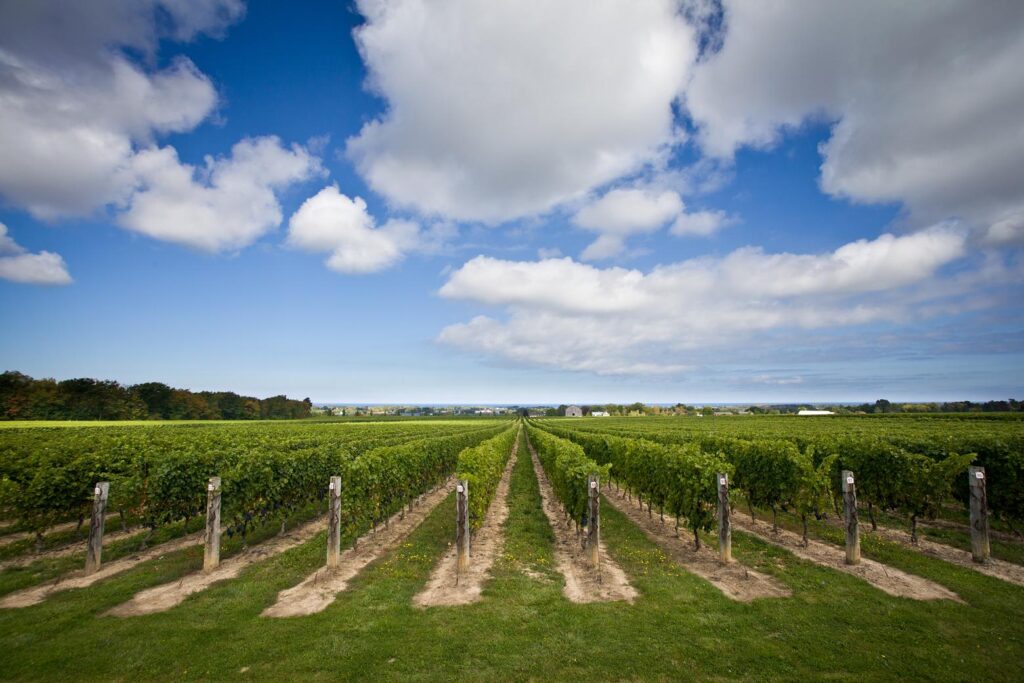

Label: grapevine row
[455,424,520,529]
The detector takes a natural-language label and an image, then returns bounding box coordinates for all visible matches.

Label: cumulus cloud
[574,189,684,236]
[685,0,1024,237]
[0,0,243,219]
[572,187,732,258]
[670,209,733,237]
[118,137,322,252]
[0,223,71,285]
[347,0,697,222]
[438,226,972,374]
[573,188,682,260]
[288,186,421,274]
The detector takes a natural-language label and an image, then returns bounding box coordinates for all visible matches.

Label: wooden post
[586,475,600,567]
[327,476,341,568]
[456,480,470,573]
[717,473,731,563]
[968,466,991,563]
[203,476,222,572]
[84,482,109,574]
[842,470,860,565]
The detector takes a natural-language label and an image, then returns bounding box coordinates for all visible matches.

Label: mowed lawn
[1,451,1022,682]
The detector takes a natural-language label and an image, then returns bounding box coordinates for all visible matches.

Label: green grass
[1,451,1023,681]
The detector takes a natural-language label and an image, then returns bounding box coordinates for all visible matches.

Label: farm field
[0,415,1022,681]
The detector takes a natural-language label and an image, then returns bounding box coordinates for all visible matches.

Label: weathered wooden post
[968,466,991,563]
[203,476,222,572]
[842,470,860,565]
[717,473,731,563]
[84,482,109,574]
[456,480,470,573]
[327,476,341,568]
[586,475,600,567]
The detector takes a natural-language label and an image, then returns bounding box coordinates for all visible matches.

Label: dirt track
[415,439,519,606]
[603,486,791,601]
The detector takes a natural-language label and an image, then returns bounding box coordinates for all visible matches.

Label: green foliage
[0,420,506,538]
[541,424,729,544]
[455,425,519,529]
[538,413,1023,524]
[526,425,609,523]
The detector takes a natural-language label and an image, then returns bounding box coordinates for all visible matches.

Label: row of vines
[455,425,519,529]
[0,420,509,543]
[541,417,991,541]
[526,424,609,529]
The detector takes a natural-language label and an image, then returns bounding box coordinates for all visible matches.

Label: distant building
[565,405,583,417]
[591,410,610,417]
[797,409,835,416]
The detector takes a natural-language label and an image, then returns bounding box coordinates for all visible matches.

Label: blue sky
[1,0,1022,404]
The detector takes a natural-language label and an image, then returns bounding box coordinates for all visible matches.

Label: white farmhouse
[565,405,583,417]
[591,411,610,417]
[797,409,835,416]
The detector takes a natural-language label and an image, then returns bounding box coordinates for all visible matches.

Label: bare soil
[414,439,519,607]
[528,444,636,604]
[0,531,204,609]
[0,526,147,571]
[262,478,455,618]
[918,516,1024,544]
[106,518,328,617]
[0,520,79,548]
[731,514,962,602]
[827,517,1024,587]
[603,486,790,602]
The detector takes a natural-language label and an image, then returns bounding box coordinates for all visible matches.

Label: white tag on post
[590,481,597,489]
[975,471,984,479]
[719,478,726,486]
[208,483,215,492]
[329,482,335,490]
[457,485,464,493]
[94,486,101,496]
[846,476,854,484]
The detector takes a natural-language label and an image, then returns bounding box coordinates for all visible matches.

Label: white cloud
[670,209,733,237]
[118,137,322,252]
[574,189,684,236]
[0,1,243,219]
[438,226,971,375]
[573,188,682,260]
[980,212,1024,247]
[288,186,421,274]
[0,223,71,285]
[347,0,697,222]
[685,0,1024,236]
[572,187,732,259]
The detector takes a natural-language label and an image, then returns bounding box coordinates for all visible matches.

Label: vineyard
[0,414,1022,680]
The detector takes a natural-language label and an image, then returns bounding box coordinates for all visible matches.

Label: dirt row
[602,487,790,602]
[0,520,80,548]
[731,514,962,601]
[262,477,456,618]
[415,437,519,606]
[0,531,204,609]
[824,517,1024,588]
[528,443,636,603]
[0,526,149,571]
[107,517,329,617]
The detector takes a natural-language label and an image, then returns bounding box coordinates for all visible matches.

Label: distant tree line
[544,399,1023,417]
[0,371,313,421]
[838,398,1023,414]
